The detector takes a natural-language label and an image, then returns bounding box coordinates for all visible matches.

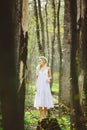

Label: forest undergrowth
[24,83,70,130]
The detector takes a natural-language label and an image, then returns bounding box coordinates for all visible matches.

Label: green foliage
[57,116,70,130]
[0,114,2,130]
[52,82,59,93]
[24,110,39,125]
[24,110,70,130]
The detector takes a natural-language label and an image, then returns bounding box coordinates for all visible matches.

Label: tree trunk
[17,0,28,129]
[45,0,50,64]
[34,0,42,54]
[70,0,86,129]
[61,0,71,106]
[81,0,87,120]
[37,0,45,55]
[57,0,62,115]
[77,0,84,106]
[50,0,56,88]
[0,0,22,130]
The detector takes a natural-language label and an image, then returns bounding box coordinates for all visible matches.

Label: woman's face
[39,58,45,66]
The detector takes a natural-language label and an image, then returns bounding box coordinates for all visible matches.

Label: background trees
[0,0,87,130]
[27,0,87,129]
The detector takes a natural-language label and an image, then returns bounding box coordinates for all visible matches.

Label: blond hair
[39,56,48,64]
[36,56,48,76]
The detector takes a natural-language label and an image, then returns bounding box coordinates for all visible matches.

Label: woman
[34,56,54,119]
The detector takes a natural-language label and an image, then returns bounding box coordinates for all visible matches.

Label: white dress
[34,67,54,109]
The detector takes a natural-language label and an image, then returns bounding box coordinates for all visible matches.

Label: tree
[70,0,86,129]
[17,0,28,129]
[81,0,87,119]
[57,0,62,115]
[61,0,71,105]
[0,0,21,130]
[37,0,45,55]
[34,0,42,54]
[45,0,50,63]
[50,0,56,88]
[0,0,28,130]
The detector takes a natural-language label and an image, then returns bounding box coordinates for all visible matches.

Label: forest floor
[24,92,70,130]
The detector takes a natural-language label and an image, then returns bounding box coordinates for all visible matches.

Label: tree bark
[50,0,56,88]
[70,0,86,129]
[81,0,87,120]
[34,0,42,54]
[17,0,28,129]
[45,0,50,64]
[57,0,62,115]
[37,0,45,55]
[0,0,22,130]
[61,0,71,105]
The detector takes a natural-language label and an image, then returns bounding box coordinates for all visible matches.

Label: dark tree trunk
[37,0,45,55]
[18,28,28,130]
[34,0,42,54]
[57,0,62,116]
[77,0,84,105]
[81,0,87,120]
[0,0,22,130]
[17,0,28,129]
[70,0,86,129]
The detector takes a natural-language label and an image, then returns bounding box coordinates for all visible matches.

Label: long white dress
[34,67,54,109]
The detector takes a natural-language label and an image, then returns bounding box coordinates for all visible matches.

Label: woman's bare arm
[48,67,52,83]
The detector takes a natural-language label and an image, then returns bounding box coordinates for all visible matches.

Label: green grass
[52,82,59,93]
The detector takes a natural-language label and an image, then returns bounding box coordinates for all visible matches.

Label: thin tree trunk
[77,0,83,105]
[57,0,62,116]
[50,0,56,88]
[33,0,42,54]
[45,0,50,64]
[37,0,45,55]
